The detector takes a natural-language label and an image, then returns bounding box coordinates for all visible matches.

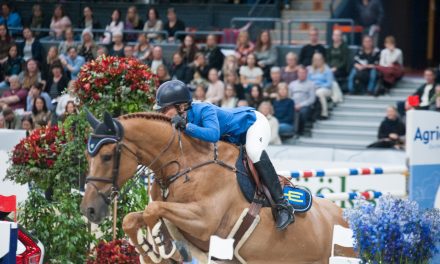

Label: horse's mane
[119,112,171,124]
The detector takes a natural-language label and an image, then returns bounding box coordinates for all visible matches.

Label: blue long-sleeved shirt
[273,98,295,124]
[65,55,85,80]
[307,65,333,89]
[0,12,22,29]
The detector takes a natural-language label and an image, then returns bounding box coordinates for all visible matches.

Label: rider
[154,80,294,230]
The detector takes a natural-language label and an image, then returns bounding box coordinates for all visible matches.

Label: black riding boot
[253,151,294,230]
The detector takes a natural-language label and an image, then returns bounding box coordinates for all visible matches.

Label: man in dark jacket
[355,0,384,46]
[298,27,326,67]
[164,8,185,42]
[368,106,405,149]
[202,34,224,71]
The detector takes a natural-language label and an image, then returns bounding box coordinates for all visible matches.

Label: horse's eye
[102,154,112,162]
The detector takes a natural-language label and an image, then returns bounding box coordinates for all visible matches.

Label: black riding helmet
[153,80,192,111]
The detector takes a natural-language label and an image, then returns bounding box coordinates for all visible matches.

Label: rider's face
[162,106,178,118]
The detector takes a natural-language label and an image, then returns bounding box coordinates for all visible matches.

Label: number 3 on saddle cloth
[236,146,312,213]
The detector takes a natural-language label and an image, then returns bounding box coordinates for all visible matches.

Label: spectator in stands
[202,34,224,71]
[221,84,239,109]
[156,64,171,85]
[49,4,72,40]
[0,113,4,128]
[60,47,85,80]
[134,34,152,64]
[31,96,51,128]
[368,106,405,149]
[289,66,316,135]
[78,29,98,62]
[2,107,20,129]
[308,53,333,120]
[222,55,239,78]
[58,28,78,58]
[254,30,277,81]
[78,6,101,32]
[327,29,349,88]
[148,46,167,74]
[246,85,263,109]
[26,4,47,39]
[143,8,163,42]
[41,46,61,80]
[179,35,199,65]
[26,82,52,112]
[263,67,283,100]
[124,45,134,58]
[96,46,108,57]
[188,52,209,83]
[18,59,42,90]
[347,35,380,95]
[21,115,34,134]
[19,27,43,63]
[430,85,440,111]
[0,3,21,31]
[258,101,282,145]
[240,53,263,92]
[169,52,191,84]
[281,52,299,84]
[56,80,77,117]
[59,100,78,122]
[235,31,255,66]
[299,27,326,67]
[46,63,69,99]
[124,6,143,42]
[205,68,225,105]
[273,83,295,136]
[0,44,23,90]
[355,0,384,46]
[109,31,125,57]
[0,23,13,64]
[193,83,206,102]
[164,8,185,42]
[409,68,437,110]
[0,75,27,110]
[224,70,245,100]
[376,36,404,90]
[102,9,124,45]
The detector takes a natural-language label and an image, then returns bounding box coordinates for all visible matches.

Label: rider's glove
[171,115,187,130]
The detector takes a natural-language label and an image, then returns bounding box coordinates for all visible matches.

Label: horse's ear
[103,111,116,132]
[85,108,100,129]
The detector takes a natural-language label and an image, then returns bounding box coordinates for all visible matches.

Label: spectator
[58,28,78,58]
[0,23,13,63]
[221,84,239,109]
[102,9,124,45]
[60,47,85,80]
[376,36,404,89]
[31,96,51,128]
[0,75,27,110]
[258,101,282,145]
[0,113,4,128]
[56,80,77,117]
[78,29,98,62]
[289,66,316,135]
[430,85,440,111]
[355,0,384,46]
[193,83,206,102]
[134,33,152,64]
[164,8,185,42]
[202,34,224,71]
[348,35,380,95]
[298,27,326,66]
[0,44,23,91]
[281,52,299,84]
[273,83,295,136]
[409,69,437,110]
[264,66,283,100]
[368,106,405,149]
[18,59,42,90]
[246,84,263,109]
[46,63,69,99]
[237,100,249,107]
[108,31,125,57]
[26,82,53,112]
[148,46,167,74]
[2,107,20,129]
[221,55,239,78]
[179,35,199,64]
[123,45,134,58]
[49,4,71,40]
[254,30,277,81]
[21,115,34,134]
[41,45,61,80]
[96,45,108,57]
[188,52,209,83]
[59,100,78,122]
[205,68,225,105]
[18,27,43,63]
[0,3,21,30]
[26,4,47,39]
[239,53,263,91]
[124,6,143,42]
[308,53,333,120]
[156,64,171,85]
[143,8,163,42]
[327,29,349,87]
[235,31,255,66]
[169,52,191,84]
[224,70,245,100]
[78,6,101,32]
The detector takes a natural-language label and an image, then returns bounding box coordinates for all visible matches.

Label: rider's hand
[171,115,187,130]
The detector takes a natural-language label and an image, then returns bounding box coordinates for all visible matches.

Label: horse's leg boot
[253,151,294,230]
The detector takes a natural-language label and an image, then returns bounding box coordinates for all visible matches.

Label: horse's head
[80,110,138,224]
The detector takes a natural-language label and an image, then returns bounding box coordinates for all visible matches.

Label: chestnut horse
[80,112,348,264]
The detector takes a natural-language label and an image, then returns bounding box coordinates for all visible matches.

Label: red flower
[92,93,100,101]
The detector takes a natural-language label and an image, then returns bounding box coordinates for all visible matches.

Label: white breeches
[245,111,271,163]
